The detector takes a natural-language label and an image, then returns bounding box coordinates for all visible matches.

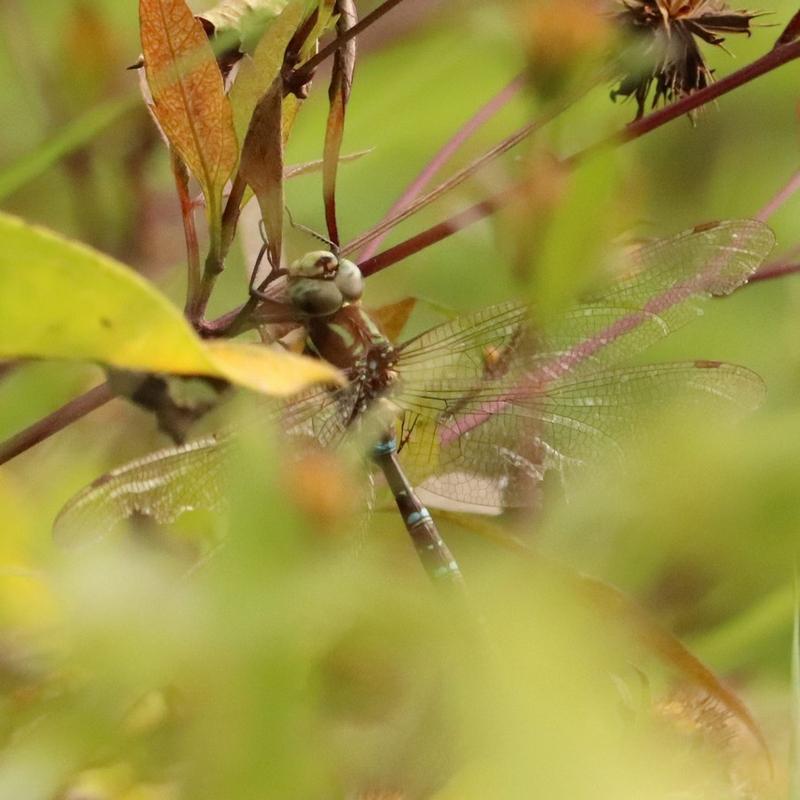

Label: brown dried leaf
[140,0,238,213]
[240,75,284,267]
[323,0,357,246]
[368,297,416,341]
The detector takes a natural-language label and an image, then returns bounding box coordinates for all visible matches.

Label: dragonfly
[54,219,774,588]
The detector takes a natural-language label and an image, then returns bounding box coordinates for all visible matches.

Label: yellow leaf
[205,340,342,395]
[0,213,341,395]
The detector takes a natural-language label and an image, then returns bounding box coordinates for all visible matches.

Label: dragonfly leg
[372,435,464,588]
[248,234,288,300]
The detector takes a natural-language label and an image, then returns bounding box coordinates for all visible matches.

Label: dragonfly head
[288,250,339,280]
[287,252,364,317]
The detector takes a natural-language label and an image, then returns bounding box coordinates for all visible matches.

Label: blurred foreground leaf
[0,213,341,394]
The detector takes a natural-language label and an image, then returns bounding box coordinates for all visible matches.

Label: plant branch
[343,85,585,259]
[0,383,114,467]
[187,172,247,325]
[359,39,800,276]
[569,38,800,164]
[755,167,800,222]
[289,0,406,88]
[359,191,516,277]
[173,153,202,316]
[358,73,526,261]
[749,260,800,284]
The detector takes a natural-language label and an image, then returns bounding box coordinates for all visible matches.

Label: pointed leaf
[0,213,341,395]
[239,75,284,267]
[140,0,238,214]
[322,0,357,245]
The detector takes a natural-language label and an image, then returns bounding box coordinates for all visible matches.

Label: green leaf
[200,0,293,54]
[229,0,309,143]
[0,213,341,395]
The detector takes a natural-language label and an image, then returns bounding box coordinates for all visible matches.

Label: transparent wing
[396,361,764,510]
[54,385,360,546]
[53,436,228,547]
[398,220,774,383]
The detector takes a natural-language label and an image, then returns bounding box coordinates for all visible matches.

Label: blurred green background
[1,1,799,797]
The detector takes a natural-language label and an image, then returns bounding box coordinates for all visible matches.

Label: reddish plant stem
[172,153,202,317]
[774,8,800,48]
[188,172,247,325]
[360,40,800,276]
[359,73,526,261]
[359,193,514,277]
[343,88,582,258]
[570,39,800,164]
[0,383,114,467]
[755,167,800,222]
[749,261,800,284]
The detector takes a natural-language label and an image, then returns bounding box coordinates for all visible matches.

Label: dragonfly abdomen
[372,436,464,587]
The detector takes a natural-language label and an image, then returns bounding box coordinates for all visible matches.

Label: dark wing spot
[692,220,720,233]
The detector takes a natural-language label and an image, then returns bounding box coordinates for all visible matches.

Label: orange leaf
[140,0,238,212]
[369,297,417,341]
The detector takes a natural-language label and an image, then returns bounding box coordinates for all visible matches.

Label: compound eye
[288,278,343,317]
[334,259,364,302]
[288,250,338,280]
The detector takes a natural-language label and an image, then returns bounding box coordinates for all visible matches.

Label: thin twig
[172,153,201,316]
[774,9,800,48]
[749,261,800,284]
[359,73,526,262]
[755,167,800,222]
[359,39,800,276]
[289,0,406,88]
[187,172,247,324]
[0,383,114,467]
[569,38,800,165]
[359,193,512,277]
[343,89,577,258]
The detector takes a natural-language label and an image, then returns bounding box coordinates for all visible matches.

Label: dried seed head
[610,0,760,118]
